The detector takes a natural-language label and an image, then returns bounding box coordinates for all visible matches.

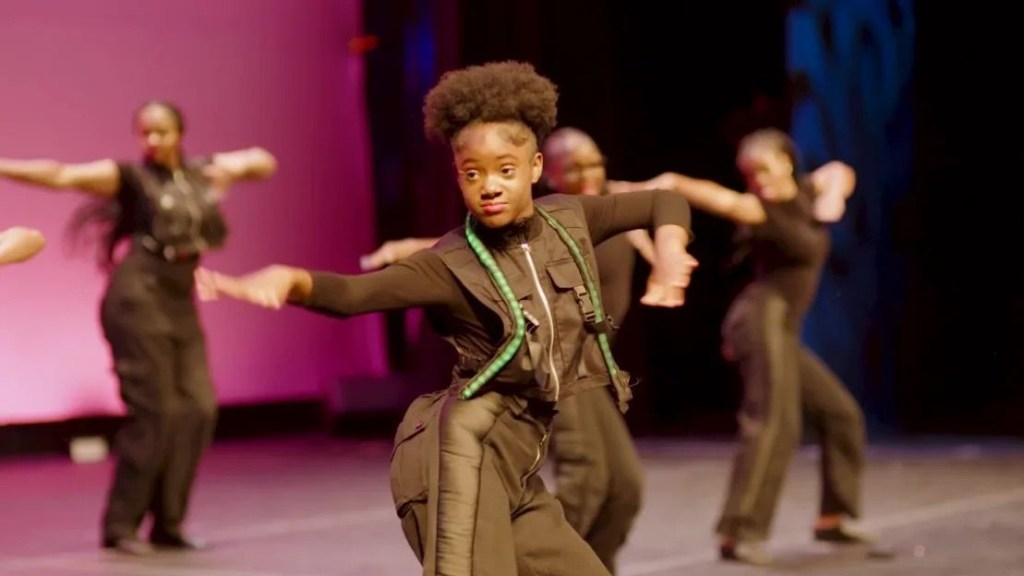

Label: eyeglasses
[562,156,607,181]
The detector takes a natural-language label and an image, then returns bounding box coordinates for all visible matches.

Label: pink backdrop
[0,0,388,424]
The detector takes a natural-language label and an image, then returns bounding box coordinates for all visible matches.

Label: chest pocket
[546,258,597,326]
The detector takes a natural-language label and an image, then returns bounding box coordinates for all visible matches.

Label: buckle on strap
[572,284,615,334]
[572,285,597,324]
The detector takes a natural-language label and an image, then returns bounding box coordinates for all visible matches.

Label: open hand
[195,265,294,309]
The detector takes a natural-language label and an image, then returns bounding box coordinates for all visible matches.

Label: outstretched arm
[577,189,692,245]
[0,227,46,265]
[196,249,457,318]
[359,237,440,271]
[603,182,659,265]
[204,147,278,187]
[576,190,698,307]
[0,158,119,197]
[613,173,765,226]
[809,161,856,222]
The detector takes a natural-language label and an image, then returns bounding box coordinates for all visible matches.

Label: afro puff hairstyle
[422,61,559,146]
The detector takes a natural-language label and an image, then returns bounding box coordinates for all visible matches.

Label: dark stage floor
[1,434,1022,575]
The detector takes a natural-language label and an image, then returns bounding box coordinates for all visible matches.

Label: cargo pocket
[546,258,586,292]
[389,391,445,520]
[398,500,428,562]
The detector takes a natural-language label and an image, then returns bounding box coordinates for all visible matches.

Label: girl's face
[452,121,543,229]
[737,145,796,201]
[136,104,182,167]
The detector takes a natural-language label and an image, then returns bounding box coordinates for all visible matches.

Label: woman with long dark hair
[0,101,276,555]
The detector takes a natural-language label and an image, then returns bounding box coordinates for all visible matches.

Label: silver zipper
[527,428,550,477]
[517,426,551,510]
[520,242,560,400]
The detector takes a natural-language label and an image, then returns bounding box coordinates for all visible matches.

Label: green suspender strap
[533,207,625,394]
[460,209,626,404]
[460,213,528,400]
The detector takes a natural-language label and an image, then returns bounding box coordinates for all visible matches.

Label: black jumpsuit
[100,158,226,545]
[716,180,866,543]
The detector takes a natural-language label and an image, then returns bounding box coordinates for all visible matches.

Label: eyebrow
[458,154,518,168]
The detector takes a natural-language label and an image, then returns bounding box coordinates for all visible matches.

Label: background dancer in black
[625,128,875,565]
[194,61,698,575]
[0,101,277,555]
[0,227,45,266]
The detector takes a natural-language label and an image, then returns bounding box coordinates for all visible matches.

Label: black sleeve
[575,189,692,245]
[300,249,460,318]
[115,162,142,202]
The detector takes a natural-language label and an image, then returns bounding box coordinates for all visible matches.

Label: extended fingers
[359,245,394,271]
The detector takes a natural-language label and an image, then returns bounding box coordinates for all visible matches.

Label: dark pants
[391,390,611,576]
[99,250,218,542]
[550,386,644,574]
[716,285,865,542]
